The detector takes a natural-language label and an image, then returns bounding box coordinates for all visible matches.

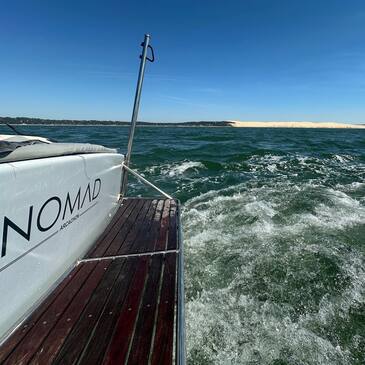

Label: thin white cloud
[160,94,214,108]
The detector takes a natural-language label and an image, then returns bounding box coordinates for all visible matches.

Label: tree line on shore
[0,116,229,127]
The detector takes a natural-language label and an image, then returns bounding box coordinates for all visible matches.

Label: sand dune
[229,121,365,129]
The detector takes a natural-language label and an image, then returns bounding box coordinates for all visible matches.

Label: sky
[1,0,365,123]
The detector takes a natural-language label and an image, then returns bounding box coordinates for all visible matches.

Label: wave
[183,180,365,364]
[144,160,206,177]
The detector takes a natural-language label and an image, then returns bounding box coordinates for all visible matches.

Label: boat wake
[183,179,365,365]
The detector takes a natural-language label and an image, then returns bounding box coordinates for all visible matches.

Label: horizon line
[1,115,365,125]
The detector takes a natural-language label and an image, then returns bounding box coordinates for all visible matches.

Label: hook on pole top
[140,34,155,63]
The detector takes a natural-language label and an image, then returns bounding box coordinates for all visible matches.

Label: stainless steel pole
[121,34,151,196]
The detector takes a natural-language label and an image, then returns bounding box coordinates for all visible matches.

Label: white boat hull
[0,152,123,340]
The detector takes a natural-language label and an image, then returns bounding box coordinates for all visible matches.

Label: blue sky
[1,0,365,123]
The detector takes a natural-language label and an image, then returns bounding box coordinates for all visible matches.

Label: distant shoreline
[0,123,230,128]
[0,117,228,128]
[229,121,365,129]
[1,117,364,129]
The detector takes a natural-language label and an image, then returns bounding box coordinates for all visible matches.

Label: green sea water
[1,125,364,365]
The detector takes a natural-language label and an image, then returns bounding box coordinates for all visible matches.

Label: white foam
[166,161,205,177]
[144,160,205,177]
[183,177,365,364]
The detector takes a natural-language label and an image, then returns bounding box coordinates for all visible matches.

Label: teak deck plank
[155,199,171,251]
[87,199,136,258]
[122,199,158,255]
[127,255,163,364]
[0,264,82,364]
[3,263,98,365]
[88,199,140,258]
[29,260,112,364]
[103,256,150,364]
[53,259,126,365]
[102,199,147,256]
[0,198,181,365]
[151,253,177,365]
[144,200,165,253]
[115,199,154,255]
[76,257,136,365]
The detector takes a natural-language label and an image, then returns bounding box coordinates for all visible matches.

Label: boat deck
[0,198,182,365]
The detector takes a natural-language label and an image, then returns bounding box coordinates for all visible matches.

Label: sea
[1,125,364,365]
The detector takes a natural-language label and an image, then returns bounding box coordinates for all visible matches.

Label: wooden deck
[0,198,182,365]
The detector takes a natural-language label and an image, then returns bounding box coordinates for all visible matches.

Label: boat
[0,35,185,364]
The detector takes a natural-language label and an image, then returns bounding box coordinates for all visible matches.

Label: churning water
[2,125,364,364]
